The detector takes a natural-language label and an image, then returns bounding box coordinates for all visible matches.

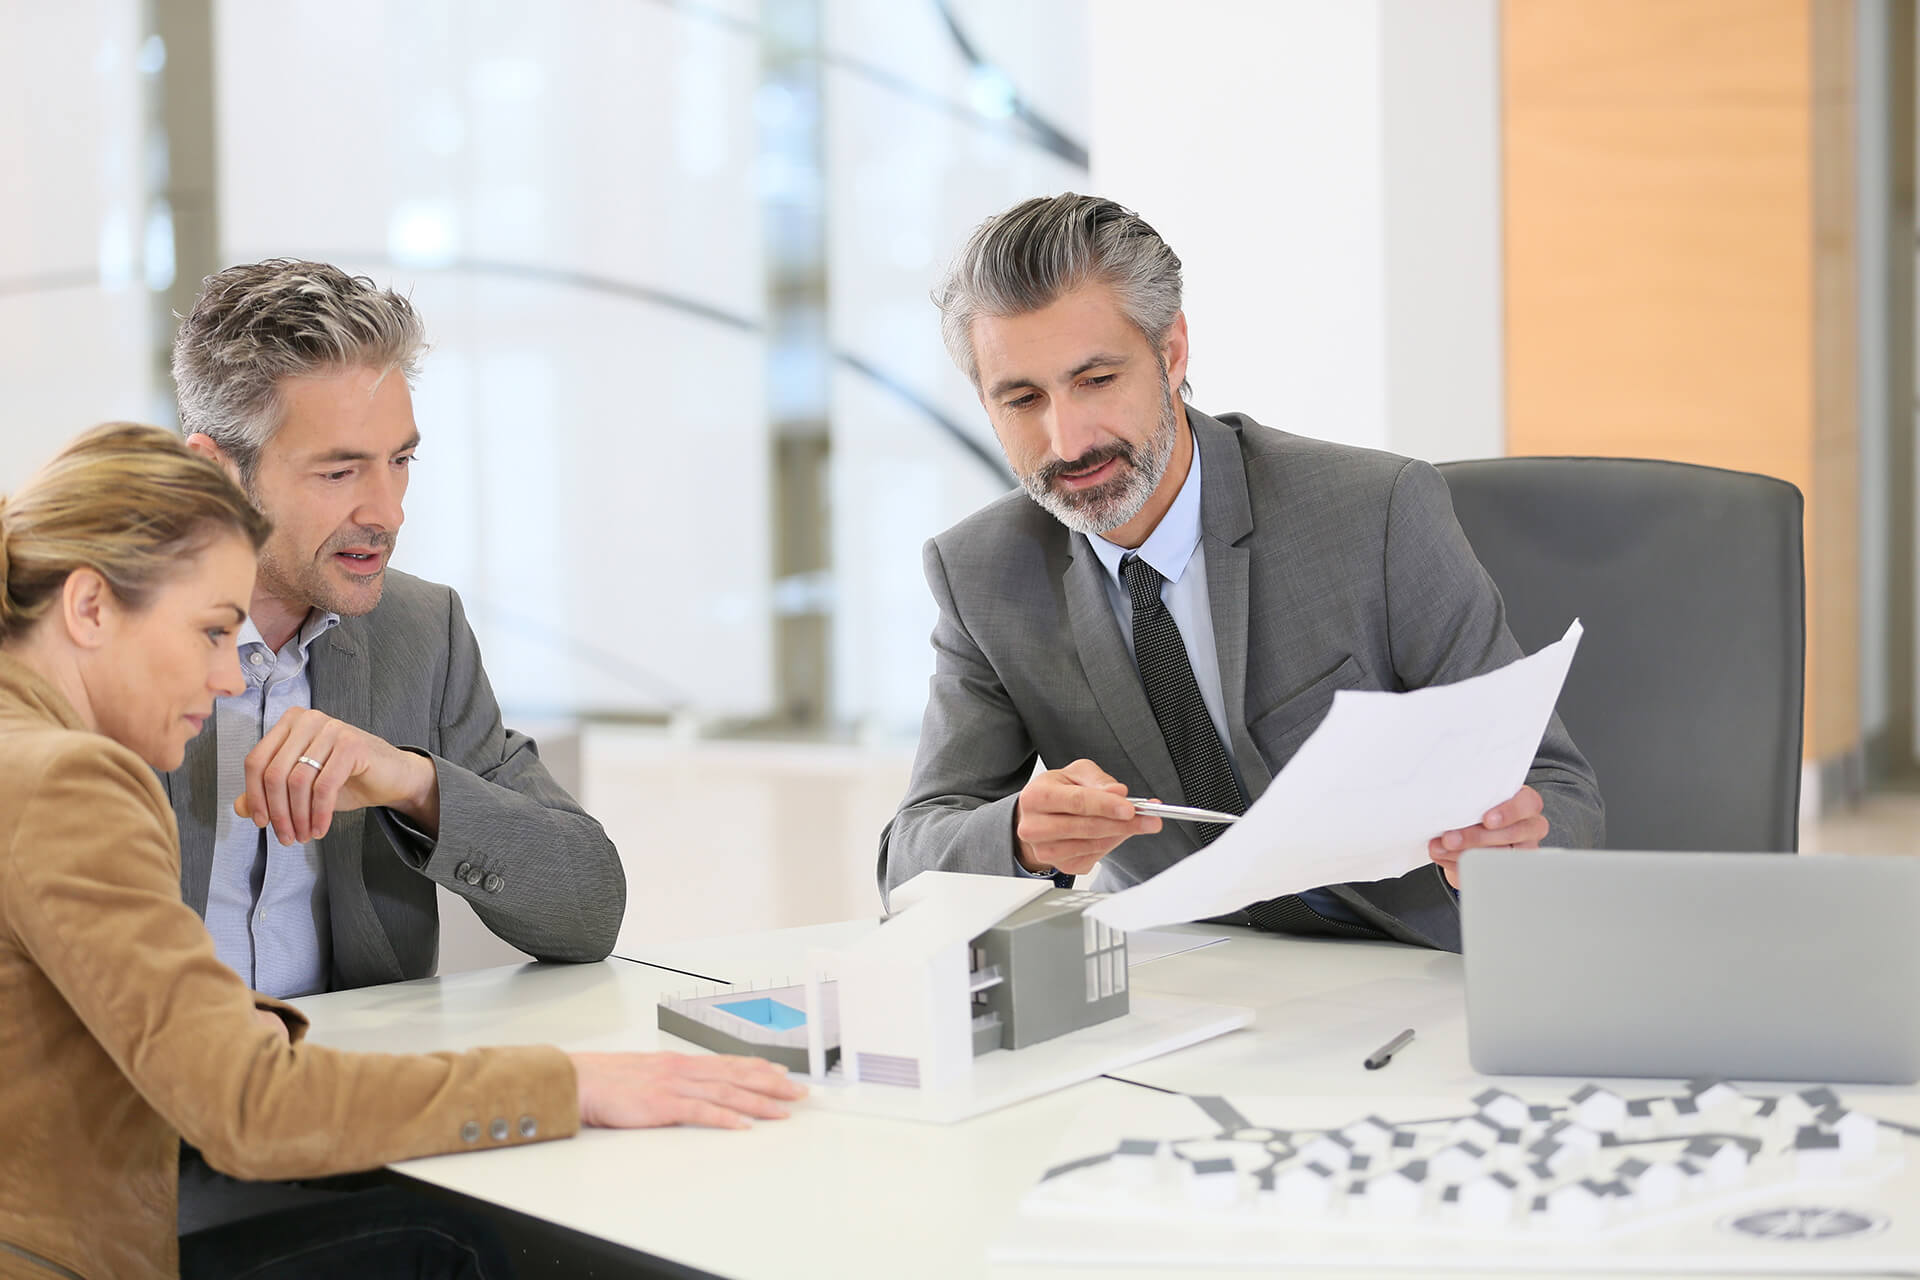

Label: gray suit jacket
[162,569,626,988]
[878,409,1603,952]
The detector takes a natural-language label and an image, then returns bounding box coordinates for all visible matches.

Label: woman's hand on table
[570,1051,808,1130]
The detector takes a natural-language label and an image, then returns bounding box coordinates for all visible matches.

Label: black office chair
[1436,457,1805,852]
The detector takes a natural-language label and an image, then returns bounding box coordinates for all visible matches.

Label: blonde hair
[0,423,271,641]
[172,259,428,482]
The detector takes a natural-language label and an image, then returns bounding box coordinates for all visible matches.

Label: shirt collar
[239,608,342,657]
[1089,430,1205,589]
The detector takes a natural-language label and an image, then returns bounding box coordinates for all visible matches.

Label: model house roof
[861,871,1052,965]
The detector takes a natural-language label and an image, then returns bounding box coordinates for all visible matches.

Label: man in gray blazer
[880,195,1602,951]
[165,259,628,1236]
[167,259,625,994]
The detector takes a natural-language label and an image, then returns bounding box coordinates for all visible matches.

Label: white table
[291,923,1920,1279]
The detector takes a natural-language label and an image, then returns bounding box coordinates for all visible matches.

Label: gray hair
[171,259,428,481]
[933,193,1189,395]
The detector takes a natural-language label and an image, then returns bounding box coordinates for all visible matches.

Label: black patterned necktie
[1120,554,1244,846]
[1121,554,1379,939]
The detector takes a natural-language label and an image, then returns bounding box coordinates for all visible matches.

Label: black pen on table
[1363,1028,1415,1070]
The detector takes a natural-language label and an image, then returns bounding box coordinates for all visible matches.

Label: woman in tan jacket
[0,424,805,1280]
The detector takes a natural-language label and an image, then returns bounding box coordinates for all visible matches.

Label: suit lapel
[1062,534,1186,806]
[170,724,221,914]
[1190,409,1273,800]
[309,618,404,986]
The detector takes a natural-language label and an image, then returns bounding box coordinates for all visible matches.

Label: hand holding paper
[1429,782,1550,888]
[1087,621,1583,932]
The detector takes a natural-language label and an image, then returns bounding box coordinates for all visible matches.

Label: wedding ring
[296,755,326,771]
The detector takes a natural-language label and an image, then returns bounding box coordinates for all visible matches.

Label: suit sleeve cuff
[253,994,311,1045]
[374,747,442,869]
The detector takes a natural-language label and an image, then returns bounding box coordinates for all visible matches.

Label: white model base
[994,1089,1920,1272]
[801,995,1252,1125]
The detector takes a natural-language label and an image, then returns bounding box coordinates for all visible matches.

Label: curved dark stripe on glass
[272,254,1011,485]
[635,0,1089,168]
[931,0,1090,169]
[438,256,761,333]
[833,349,1012,486]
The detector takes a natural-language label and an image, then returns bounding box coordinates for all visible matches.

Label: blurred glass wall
[0,0,1088,735]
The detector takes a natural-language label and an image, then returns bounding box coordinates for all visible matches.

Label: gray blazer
[162,570,626,988]
[878,409,1603,952]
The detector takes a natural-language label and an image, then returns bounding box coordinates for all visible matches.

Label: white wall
[1379,0,1505,464]
[0,0,154,483]
[1088,0,1503,463]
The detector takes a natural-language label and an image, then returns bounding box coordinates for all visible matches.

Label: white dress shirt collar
[238,607,341,657]
[1088,429,1204,588]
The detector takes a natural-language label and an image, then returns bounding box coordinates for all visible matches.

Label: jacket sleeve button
[483,873,504,894]
[519,1115,537,1139]
[460,1121,481,1144]
[490,1117,509,1142]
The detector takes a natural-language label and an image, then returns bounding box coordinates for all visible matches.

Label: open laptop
[1461,849,1920,1085]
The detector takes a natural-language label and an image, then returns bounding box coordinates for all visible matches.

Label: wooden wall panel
[1503,0,1859,762]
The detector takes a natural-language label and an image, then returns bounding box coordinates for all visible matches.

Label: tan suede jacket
[0,655,580,1280]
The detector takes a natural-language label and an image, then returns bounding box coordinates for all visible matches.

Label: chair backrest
[1435,457,1805,852]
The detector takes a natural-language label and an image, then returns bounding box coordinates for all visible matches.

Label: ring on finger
[296,755,326,772]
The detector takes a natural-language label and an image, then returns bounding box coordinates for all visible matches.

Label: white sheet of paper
[1123,928,1231,967]
[1088,621,1583,933]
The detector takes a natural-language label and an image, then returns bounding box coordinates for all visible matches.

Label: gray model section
[972,889,1128,1051]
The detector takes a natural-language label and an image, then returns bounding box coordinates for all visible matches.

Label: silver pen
[1127,798,1240,825]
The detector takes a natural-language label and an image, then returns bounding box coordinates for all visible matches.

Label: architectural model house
[1570,1083,1627,1133]
[1274,1161,1338,1212]
[1543,1119,1602,1156]
[1472,1087,1530,1130]
[1457,1170,1517,1226]
[654,871,1131,1090]
[1367,1160,1429,1222]
[1298,1133,1356,1172]
[1820,1104,1881,1157]
[1682,1136,1754,1188]
[1342,1115,1402,1155]
[1686,1079,1743,1117]
[1428,1141,1486,1183]
[1187,1157,1239,1207]
[1794,1126,1846,1179]
[1448,1113,1505,1149]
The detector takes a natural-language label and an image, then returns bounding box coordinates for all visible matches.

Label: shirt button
[460,1121,480,1144]
[463,866,483,887]
[483,873,504,894]
[490,1117,509,1142]
[249,652,265,666]
[454,861,473,881]
[518,1115,537,1139]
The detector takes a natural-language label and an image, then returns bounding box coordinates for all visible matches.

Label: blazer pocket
[1247,655,1368,770]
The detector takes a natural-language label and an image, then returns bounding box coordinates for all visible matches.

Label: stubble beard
[254,528,394,620]
[1020,375,1179,538]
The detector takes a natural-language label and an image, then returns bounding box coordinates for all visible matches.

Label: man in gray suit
[165,259,628,1234]
[880,195,1602,951]
[167,260,624,997]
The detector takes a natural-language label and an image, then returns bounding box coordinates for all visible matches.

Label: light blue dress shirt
[204,609,340,998]
[1084,434,1362,924]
